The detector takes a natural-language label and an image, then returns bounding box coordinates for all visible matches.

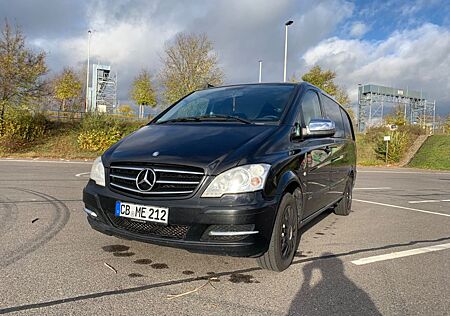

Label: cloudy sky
[1,0,450,114]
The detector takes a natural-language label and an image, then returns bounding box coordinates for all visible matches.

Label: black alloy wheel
[257,193,298,272]
[334,177,353,216]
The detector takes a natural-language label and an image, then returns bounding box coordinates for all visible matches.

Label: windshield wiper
[156,117,201,124]
[156,115,252,125]
[197,114,252,124]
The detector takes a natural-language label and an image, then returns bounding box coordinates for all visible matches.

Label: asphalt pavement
[0,159,449,315]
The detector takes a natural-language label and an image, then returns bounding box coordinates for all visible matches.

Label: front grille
[109,163,204,197]
[110,216,189,239]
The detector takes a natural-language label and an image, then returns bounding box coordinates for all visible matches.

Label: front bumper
[83,180,279,257]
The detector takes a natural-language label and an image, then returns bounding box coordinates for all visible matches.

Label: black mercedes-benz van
[83,82,356,271]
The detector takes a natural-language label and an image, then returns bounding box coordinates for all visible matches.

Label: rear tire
[334,176,353,216]
[257,193,298,272]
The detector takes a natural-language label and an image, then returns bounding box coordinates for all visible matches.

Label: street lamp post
[357,83,362,132]
[283,20,293,83]
[85,30,92,113]
[258,60,262,83]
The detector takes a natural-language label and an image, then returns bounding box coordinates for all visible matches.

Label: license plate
[115,201,169,225]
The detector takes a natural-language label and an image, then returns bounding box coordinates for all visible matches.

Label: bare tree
[0,20,47,134]
[0,21,47,131]
[159,33,224,105]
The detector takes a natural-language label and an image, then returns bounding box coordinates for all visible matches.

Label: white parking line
[354,187,391,190]
[409,199,450,204]
[358,170,450,175]
[0,159,92,164]
[353,199,450,217]
[351,243,450,265]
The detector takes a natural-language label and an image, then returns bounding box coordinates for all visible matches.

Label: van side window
[322,96,344,138]
[300,90,322,126]
[340,108,354,140]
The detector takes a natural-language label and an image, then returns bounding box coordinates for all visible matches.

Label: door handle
[289,148,302,155]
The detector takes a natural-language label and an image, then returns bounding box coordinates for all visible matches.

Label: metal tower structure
[357,84,436,132]
[90,64,117,113]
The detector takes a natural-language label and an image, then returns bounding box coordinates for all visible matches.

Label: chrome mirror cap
[305,119,336,137]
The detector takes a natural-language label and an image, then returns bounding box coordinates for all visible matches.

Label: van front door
[294,90,333,218]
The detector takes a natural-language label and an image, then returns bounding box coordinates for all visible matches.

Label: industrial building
[87,64,117,113]
[357,84,436,132]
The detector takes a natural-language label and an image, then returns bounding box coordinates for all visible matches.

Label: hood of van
[104,123,277,174]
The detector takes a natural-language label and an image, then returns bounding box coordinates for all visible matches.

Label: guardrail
[46,110,147,121]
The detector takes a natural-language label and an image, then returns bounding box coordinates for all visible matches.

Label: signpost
[384,135,391,164]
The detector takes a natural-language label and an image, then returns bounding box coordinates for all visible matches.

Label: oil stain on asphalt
[134,259,152,264]
[101,245,255,284]
[113,252,135,257]
[128,273,144,278]
[229,273,259,284]
[151,263,169,269]
[102,245,130,252]
[182,270,195,275]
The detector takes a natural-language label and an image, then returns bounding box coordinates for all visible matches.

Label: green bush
[359,125,426,165]
[374,130,409,163]
[80,113,118,131]
[78,127,122,152]
[363,127,386,144]
[77,114,142,152]
[0,109,50,152]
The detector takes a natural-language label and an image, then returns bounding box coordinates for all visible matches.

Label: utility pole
[85,30,92,113]
[258,60,262,83]
[432,101,436,135]
[357,84,362,132]
[283,20,293,82]
[384,135,391,165]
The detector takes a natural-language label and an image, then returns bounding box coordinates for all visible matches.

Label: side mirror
[293,122,301,138]
[304,118,335,138]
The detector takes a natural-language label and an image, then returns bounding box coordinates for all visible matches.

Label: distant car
[389,124,398,131]
[83,82,356,272]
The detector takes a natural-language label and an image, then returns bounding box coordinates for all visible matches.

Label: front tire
[257,193,298,272]
[334,176,353,216]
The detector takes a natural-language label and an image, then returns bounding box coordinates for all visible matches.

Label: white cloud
[31,1,191,101]
[30,0,354,102]
[350,22,369,37]
[184,0,354,84]
[302,23,450,113]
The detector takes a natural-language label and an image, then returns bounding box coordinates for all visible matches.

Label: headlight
[202,164,270,198]
[90,156,105,186]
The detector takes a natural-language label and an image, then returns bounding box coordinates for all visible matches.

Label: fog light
[201,224,258,242]
[84,207,97,218]
[209,230,259,236]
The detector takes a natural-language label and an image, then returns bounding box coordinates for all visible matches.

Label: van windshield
[155,85,295,124]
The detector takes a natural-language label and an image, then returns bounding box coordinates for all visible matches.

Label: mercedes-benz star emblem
[136,168,156,192]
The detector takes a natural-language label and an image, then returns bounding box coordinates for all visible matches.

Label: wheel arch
[274,170,304,223]
[275,170,301,196]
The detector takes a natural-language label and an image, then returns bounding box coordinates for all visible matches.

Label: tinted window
[156,85,295,124]
[300,90,322,125]
[322,96,344,138]
[340,108,354,140]
[176,98,209,117]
